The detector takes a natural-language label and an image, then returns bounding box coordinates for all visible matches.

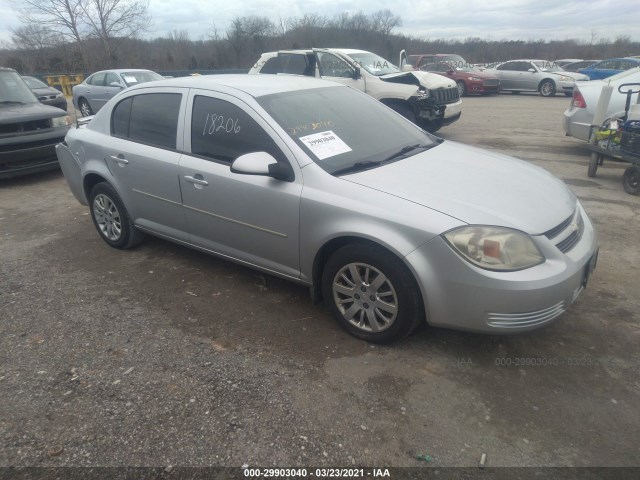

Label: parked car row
[249,48,462,133]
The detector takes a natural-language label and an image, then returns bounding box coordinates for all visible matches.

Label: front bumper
[405,203,598,333]
[0,128,68,179]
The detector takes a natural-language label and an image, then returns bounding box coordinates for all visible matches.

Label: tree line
[1,0,639,76]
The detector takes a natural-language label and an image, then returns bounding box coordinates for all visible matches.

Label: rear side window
[111,93,181,150]
[190,95,282,164]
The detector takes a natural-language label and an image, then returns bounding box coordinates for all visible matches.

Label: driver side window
[317,52,353,78]
[191,95,284,165]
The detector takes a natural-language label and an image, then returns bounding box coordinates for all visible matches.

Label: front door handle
[184,174,209,186]
[109,154,128,165]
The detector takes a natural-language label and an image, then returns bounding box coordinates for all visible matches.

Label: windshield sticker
[122,75,138,83]
[299,130,352,160]
[289,120,333,136]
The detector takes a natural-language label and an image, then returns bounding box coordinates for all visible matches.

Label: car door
[495,62,521,89]
[178,90,302,279]
[521,62,540,90]
[83,72,107,111]
[103,88,189,241]
[101,72,124,106]
[315,50,366,92]
[589,60,619,80]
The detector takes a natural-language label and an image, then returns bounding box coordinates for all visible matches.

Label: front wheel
[388,102,416,124]
[622,166,640,195]
[456,80,466,97]
[539,80,556,97]
[89,182,145,249]
[321,244,423,344]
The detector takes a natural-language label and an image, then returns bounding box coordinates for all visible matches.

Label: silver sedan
[56,75,598,343]
[485,60,589,96]
[72,69,164,117]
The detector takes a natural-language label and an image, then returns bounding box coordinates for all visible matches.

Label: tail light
[572,89,586,108]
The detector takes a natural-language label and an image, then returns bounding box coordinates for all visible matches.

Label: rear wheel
[321,244,423,344]
[89,182,145,249]
[588,152,600,177]
[539,80,556,97]
[622,166,640,195]
[79,98,93,117]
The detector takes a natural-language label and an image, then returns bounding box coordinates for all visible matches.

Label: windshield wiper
[0,101,26,105]
[332,143,436,176]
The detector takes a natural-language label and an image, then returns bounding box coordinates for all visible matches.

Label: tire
[588,152,599,178]
[89,182,145,249]
[79,98,93,117]
[456,80,466,97]
[388,102,416,124]
[321,243,423,344]
[539,80,556,97]
[622,166,640,195]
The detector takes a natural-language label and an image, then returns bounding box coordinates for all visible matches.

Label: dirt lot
[1,92,639,474]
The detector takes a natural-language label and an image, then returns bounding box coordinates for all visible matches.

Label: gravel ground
[1,93,639,476]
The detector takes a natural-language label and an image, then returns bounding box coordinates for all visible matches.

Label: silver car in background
[485,59,589,96]
[564,67,640,141]
[72,69,164,117]
[56,75,598,343]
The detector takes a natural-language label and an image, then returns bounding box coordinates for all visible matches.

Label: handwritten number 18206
[202,113,241,135]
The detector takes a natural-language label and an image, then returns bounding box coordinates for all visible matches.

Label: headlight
[51,116,69,127]
[443,226,545,271]
[417,87,430,99]
[558,76,574,82]
[468,76,482,82]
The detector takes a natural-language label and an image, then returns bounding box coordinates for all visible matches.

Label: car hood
[32,87,62,97]
[341,141,576,235]
[0,102,67,123]
[380,71,456,89]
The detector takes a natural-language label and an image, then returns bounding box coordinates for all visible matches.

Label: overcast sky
[0,0,636,46]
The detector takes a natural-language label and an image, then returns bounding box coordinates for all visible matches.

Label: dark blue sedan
[578,58,640,80]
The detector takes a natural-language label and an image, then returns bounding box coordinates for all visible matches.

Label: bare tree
[225,16,275,67]
[80,0,152,67]
[16,0,85,45]
[371,9,402,40]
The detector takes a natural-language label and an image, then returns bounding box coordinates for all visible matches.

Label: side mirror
[230,152,293,181]
[353,66,361,79]
[402,64,414,72]
[528,68,536,73]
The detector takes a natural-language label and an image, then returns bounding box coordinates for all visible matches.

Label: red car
[406,54,500,96]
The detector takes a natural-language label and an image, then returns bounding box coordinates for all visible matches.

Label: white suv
[249,48,462,132]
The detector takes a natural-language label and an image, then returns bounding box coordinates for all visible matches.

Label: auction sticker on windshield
[299,130,352,160]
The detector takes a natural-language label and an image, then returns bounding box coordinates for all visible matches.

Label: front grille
[432,86,460,105]
[487,300,566,328]
[483,79,500,87]
[543,208,584,253]
[0,119,51,135]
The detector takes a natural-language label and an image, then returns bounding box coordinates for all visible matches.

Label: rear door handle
[184,175,209,186]
[109,154,129,165]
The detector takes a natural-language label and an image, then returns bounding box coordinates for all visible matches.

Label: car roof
[129,74,342,97]
[91,69,156,74]
[268,48,373,55]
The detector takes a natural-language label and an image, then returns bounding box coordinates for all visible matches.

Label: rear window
[111,93,181,150]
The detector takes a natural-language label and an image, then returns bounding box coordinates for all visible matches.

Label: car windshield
[346,53,400,76]
[119,71,164,87]
[22,76,49,89]
[533,61,564,72]
[0,70,38,104]
[257,86,436,175]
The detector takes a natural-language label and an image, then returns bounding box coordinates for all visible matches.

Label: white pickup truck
[249,48,462,132]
